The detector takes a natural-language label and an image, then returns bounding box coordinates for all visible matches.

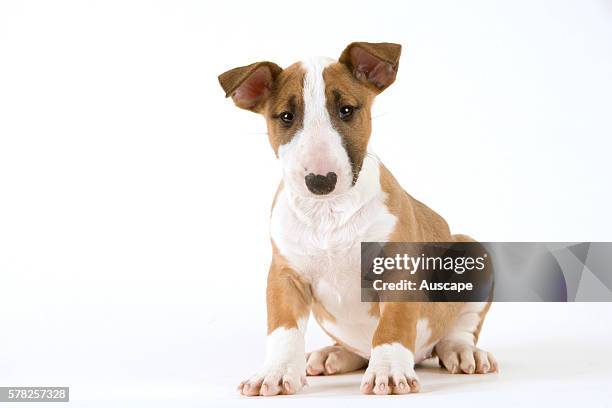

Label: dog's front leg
[238,253,311,397]
[361,302,421,395]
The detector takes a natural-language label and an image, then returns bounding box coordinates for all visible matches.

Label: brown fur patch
[372,302,419,350]
[262,63,306,155]
[368,302,380,317]
[372,302,466,352]
[266,243,312,333]
[379,163,453,242]
[322,62,376,183]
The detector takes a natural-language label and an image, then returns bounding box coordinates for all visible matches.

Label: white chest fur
[270,156,396,357]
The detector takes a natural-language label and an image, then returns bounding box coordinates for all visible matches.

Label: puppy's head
[219,42,401,197]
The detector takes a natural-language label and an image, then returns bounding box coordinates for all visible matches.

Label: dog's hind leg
[434,301,498,374]
[434,234,498,374]
[306,345,368,375]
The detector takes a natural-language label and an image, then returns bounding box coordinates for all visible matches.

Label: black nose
[305,172,337,195]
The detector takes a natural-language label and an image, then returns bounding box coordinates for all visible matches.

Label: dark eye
[339,105,354,120]
[279,111,294,124]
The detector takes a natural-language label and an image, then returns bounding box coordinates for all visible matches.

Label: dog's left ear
[339,42,401,92]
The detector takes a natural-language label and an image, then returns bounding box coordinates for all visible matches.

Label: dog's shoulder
[379,163,452,242]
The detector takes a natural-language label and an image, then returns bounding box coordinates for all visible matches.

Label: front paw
[238,363,306,397]
[360,343,420,395]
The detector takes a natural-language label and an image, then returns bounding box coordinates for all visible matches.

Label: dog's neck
[281,154,383,228]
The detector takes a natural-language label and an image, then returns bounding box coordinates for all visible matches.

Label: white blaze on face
[278,57,353,197]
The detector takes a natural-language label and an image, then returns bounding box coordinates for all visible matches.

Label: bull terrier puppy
[219,41,497,397]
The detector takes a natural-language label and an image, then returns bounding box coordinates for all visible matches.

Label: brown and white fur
[219,42,497,397]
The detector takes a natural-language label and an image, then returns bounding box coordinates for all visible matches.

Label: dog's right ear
[218,62,283,112]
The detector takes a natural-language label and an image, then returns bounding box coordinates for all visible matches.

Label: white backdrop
[1,1,611,407]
